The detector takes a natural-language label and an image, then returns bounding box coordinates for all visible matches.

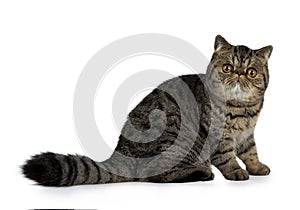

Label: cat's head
[206,35,272,106]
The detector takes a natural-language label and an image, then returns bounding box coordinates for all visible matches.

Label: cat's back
[158,73,206,91]
[157,73,208,104]
[115,73,210,158]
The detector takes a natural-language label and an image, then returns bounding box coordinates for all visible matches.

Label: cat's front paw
[224,168,249,181]
[247,163,270,176]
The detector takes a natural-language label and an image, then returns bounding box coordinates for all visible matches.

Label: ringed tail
[21,152,133,186]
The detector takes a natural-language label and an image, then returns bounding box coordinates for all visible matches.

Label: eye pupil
[247,68,257,78]
[223,64,233,73]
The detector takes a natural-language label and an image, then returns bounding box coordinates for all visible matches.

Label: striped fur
[22,35,272,186]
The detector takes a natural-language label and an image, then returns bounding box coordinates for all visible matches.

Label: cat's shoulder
[158,73,206,88]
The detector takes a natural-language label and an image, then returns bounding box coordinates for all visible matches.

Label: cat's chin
[223,85,258,107]
[225,97,262,107]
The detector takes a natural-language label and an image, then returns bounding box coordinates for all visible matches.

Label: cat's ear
[255,45,273,60]
[214,35,231,51]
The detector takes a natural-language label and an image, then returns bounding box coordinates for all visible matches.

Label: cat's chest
[225,115,257,131]
[225,115,258,146]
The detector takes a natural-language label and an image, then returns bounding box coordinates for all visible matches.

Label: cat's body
[22,35,272,186]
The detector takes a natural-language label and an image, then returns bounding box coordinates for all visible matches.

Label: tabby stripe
[167,121,180,131]
[62,155,73,186]
[223,137,234,142]
[211,151,232,163]
[199,123,208,138]
[213,148,234,156]
[90,159,101,183]
[211,156,219,162]
[48,155,63,186]
[247,110,260,118]
[164,92,178,105]
[107,160,120,183]
[80,156,90,184]
[236,54,241,64]
[238,140,256,155]
[232,165,242,171]
[226,111,260,119]
[234,46,238,54]
[247,55,252,66]
[67,155,78,186]
[215,156,233,168]
[262,73,268,88]
[180,159,193,165]
[246,48,251,59]
[108,169,114,183]
[226,113,246,119]
[245,142,256,153]
[247,134,254,140]
[165,130,178,136]
[249,152,258,157]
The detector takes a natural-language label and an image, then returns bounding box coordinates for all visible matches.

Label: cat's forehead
[216,45,254,59]
[213,45,257,68]
[231,45,254,67]
[233,45,253,56]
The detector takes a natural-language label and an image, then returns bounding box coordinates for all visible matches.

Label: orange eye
[222,64,233,73]
[247,68,257,78]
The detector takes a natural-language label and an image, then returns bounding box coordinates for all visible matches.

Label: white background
[0,0,299,209]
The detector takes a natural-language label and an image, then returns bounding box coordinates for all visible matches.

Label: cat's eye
[222,64,233,73]
[247,68,257,78]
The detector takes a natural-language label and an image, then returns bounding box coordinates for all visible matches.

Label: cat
[22,35,272,186]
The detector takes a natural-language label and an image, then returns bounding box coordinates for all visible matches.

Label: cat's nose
[235,69,245,75]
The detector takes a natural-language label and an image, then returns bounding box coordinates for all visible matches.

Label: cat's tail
[21,152,134,186]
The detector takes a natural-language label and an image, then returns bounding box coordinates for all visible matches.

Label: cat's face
[206,35,272,106]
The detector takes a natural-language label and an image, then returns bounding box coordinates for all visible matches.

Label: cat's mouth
[225,82,252,100]
[228,83,243,93]
[225,81,244,91]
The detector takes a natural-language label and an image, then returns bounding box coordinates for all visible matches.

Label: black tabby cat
[22,35,272,185]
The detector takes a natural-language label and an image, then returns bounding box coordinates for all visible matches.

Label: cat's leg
[237,137,270,175]
[211,139,249,181]
[171,165,214,183]
[144,163,214,183]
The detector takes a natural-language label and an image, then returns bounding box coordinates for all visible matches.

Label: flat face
[207,43,271,106]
